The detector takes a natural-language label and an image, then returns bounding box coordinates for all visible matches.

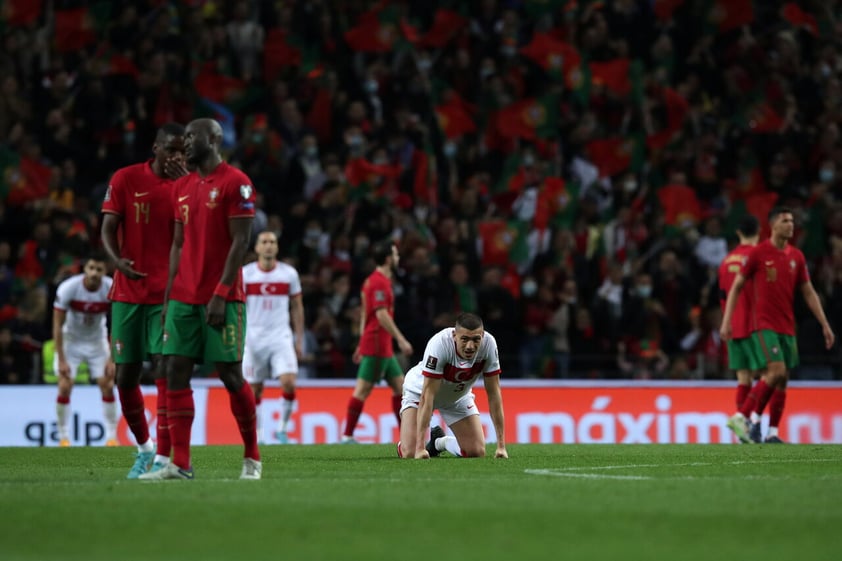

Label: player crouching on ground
[398,313,508,460]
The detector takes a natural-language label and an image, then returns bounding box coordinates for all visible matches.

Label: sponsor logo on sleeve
[104,185,112,202]
[425,356,439,370]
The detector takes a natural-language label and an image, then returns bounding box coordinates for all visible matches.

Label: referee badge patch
[425,356,438,370]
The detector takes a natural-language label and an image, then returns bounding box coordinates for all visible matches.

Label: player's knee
[461,444,486,458]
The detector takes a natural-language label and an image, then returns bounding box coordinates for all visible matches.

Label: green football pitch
[1,444,840,561]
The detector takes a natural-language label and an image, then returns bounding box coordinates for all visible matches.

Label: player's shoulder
[276,261,300,277]
[57,273,83,292]
[428,328,455,356]
[242,261,259,273]
[219,162,253,185]
[111,162,147,182]
[481,330,499,351]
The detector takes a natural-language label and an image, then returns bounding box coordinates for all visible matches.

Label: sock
[118,385,149,447]
[138,439,154,453]
[750,411,761,424]
[740,379,774,418]
[768,390,786,431]
[391,395,402,425]
[343,397,364,437]
[736,384,751,411]
[56,396,70,440]
[228,383,260,461]
[154,378,171,459]
[279,390,296,433]
[254,398,263,441]
[767,426,779,438]
[167,388,194,470]
[439,436,462,457]
[102,395,118,441]
[153,454,170,465]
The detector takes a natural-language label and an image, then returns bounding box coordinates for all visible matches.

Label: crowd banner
[1,381,840,446]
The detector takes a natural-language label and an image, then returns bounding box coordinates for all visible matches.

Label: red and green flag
[344,4,418,52]
[54,3,111,52]
[478,219,529,267]
[706,0,754,33]
[657,184,702,229]
[420,9,467,48]
[1,0,42,28]
[781,3,819,36]
[495,95,560,141]
[1,148,52,207]
[519,33,581,86]
[646,87,690,150]
[585,135,645,178]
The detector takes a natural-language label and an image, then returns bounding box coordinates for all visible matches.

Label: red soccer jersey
[101,161,175,304]
[742,239,809,336]
[168,162,256,305]
[358,269,394,357]
[718,244,755,339]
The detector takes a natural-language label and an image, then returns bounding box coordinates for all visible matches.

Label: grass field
[1,444,840,561]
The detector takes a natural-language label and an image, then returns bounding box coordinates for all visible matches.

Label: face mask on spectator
[306,228,322,240]
[522,154,535,167]
[365,79,378,94]
[522,280,538,297]
[480,67,494,80]
[414,206,428,222]
[637,285,652,298]
[820,168,835,183]
[624,179,638,193]
[443,142,457,159]
[304,145,318,159]
[417,58,432,72]
[252,132,264,144]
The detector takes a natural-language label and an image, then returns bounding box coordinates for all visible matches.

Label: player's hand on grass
[116,258,146,280]
[495,447,508,459]
[206,295,225,327]
[823,325,835,349]
[415,449,430,459]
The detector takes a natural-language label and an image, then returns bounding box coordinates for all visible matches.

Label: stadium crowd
[1,0,841,384]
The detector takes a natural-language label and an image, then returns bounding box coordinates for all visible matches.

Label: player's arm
[719,273,746,341]
[163,220,184,318]
[101,213,146,279]
[207,216,252,326]
[352,290,366,363]
[290,293,305,357]
[374,308,413,355]
[52,308,69,378]
[483,373,507,459]
[415,375,442,459]
[801,281,836,349]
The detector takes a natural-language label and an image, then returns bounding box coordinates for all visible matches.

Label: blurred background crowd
[1,0,841,384]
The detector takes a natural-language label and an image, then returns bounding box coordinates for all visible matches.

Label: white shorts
[400,389,480,427]
[54,339,110,380]
[243,334,298,383]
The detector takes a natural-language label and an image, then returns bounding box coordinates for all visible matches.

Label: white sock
[56,400,70,440]
[153,454,170,465]
[137,439,155,453]
[767,426,778,438]
[278,397,295,433]
[750,412,761,423]
[438,436,462,457]
[103,399,118,440]
[255,402,263,440]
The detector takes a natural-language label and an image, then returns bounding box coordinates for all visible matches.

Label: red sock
[735,384,751,410]
[102,394,115,403]
[155,378,170,458]
[282,390,296,402]
[344,397,364,437]
[229,383,260,461]
[740,379,774,418]
[118,385,149,445]
[768,389,786,429]
[391,395,402,425]
[167,388,194,469]
[57,395,70,404]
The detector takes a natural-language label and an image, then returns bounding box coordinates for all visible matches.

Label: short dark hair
[455,312,483,331]
[371,240,395,266]
[736,214,759,237]
[768,206,793,223]
[156,122,185,140]
[85,250,107,264]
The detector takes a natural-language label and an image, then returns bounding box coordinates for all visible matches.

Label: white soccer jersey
[53,273,113,343]
[403,328,502,408]
[242,261,302,346]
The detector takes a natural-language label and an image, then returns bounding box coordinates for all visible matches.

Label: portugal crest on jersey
[240,184,253,199]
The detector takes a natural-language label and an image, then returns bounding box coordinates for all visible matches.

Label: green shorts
[727,337,764,372]
[110,302,164,363]
[163,300,246,364]
[356,355,403,383]
[750,329,799,370]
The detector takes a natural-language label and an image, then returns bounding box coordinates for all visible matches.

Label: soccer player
[140,118,260,480]
[242,230,304,444]
[398,312,508,460]
[52,253,116,447]
[721,207,835,443]
[101,123,187,478]
[717,214,765,443]
[341,240,413,443]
